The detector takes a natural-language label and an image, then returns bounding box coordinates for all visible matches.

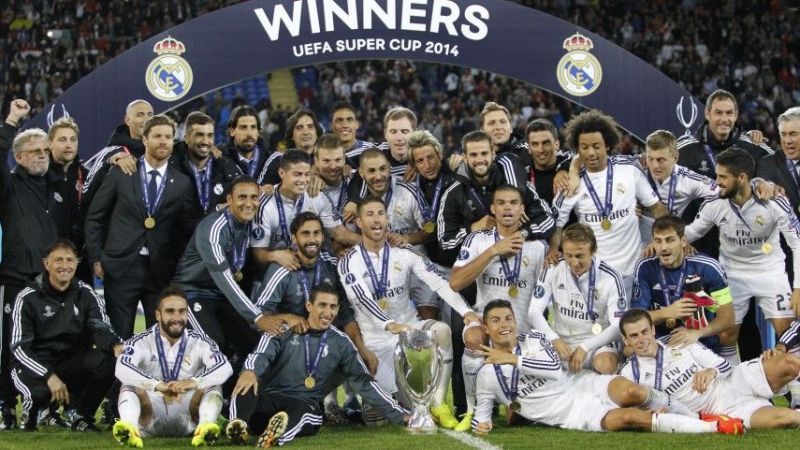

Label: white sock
[198,389,223,424]
[719,345,740,367]
[652,413,716,433]
[324,391,338,408]
[430,322,453,407]
[788,380,800,408]
[640,388,694,416]
[462,349,483,413]
[117,389,141,426]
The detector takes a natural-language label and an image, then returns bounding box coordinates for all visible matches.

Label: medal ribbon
[494,229,521,288]
[297,260,323,302]
[468,187,487,215]
[303,329,330,380]
[359,242,390,299]
[240,146,261,178]
[322,179,348,219]
[728,200,752,231]
[631,345,664,391]
[191,158,214,211]
[275,187,305,246]
[139,159,167,217]
[493,346,521,403]
[225,210,250,273]
[154,328,188,381]
[416,174,444,224]
[647,169,678,214]
[581,161,614,219]
[572,260,598,322]
[657,259,687,307]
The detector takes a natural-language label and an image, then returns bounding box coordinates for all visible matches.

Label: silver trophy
[394,330,444,434]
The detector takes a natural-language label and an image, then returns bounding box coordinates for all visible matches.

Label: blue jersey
[631,254,732,352]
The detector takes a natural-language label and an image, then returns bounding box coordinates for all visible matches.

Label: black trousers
[0,283,26,407]
[231,391,322,445]
[103,255,161,339]
[11,349,115,423]
[185,292,259,365]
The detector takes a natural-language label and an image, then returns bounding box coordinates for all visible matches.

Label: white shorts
[726,270,793,323]
[562,338,620,370]
[366,319,437,395]
[703,359,772,428]
[140,389,197,438]
[525,373,617,432]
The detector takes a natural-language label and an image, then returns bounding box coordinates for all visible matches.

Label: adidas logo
[719,217,728,224]
[557,283,565,290]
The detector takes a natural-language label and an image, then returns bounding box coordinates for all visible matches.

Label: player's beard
[161,319,186,339]
[719,180,740,199]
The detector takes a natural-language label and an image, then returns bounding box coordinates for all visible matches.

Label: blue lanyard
[728,200,752,231]
[359,242,390,298]
[322,179,348,219]
[702,144,717,172]
[139,160,167,216]
[225,210,250,272]
[297,260,322,301]
[154,328,188,381]
[304,330,330,379]
[581,161,614,218]
[494,229,521,286]
[274,188,305,246]
[657,259,687,306]
[468,187,487,214]
[631,344,664,391]
[191,158,214,211]
[493,346,521,403]
[571,261,598,322]
[240,146,261,178]
[417,174,444,223]
[647,169,678,214]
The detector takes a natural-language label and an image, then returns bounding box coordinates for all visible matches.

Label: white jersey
[685,196,800,287]
[338,243,471,341]
[554,157,660,277]
[253,184,340,249]
[619,341,732,413]
[529,258,626,351]
[474,330,616,430]
[116,326,233,391]
[640,165,718,244]
[453,229,548,333]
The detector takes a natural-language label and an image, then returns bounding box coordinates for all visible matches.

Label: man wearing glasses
[0,99,74,429]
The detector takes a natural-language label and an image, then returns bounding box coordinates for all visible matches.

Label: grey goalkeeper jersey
[172,209,263,323]
[243,328,407,424]
[253,252,355,329]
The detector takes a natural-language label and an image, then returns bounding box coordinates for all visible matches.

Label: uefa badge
[556,32,602,97]
[145,36,193,102]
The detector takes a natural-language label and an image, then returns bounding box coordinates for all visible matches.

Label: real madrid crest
[146,36,193,102]
[755,215,764,226]
[557,32,602,97]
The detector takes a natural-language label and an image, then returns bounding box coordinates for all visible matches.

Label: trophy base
[405,405,437,435]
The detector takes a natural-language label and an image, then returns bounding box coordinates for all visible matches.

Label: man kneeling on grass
[473,299,743,435]
[113,286,233,447]
[226,284,409,447]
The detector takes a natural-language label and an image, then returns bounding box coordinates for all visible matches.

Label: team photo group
[2,84,800,448]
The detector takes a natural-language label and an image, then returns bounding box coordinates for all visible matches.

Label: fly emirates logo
[253,0,490,42]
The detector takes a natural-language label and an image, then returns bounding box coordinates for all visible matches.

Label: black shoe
[39,407,72,428]
[19,410,36,432]
[72,417,102,433]
[343,396,362,424]
[99,399,117,428]
[0,406,18,431]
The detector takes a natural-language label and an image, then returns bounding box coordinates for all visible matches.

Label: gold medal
[508,285,519,298]
[234,271,244,282]
[423,221,435,233]
[601,219,611,231]
[509,400,521,412]
[762,242,773,254]
[591,323,602,335]
[665,318,677,329]
[378,298,389,310]
[144,217,156,229]
[304,376,316,389]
